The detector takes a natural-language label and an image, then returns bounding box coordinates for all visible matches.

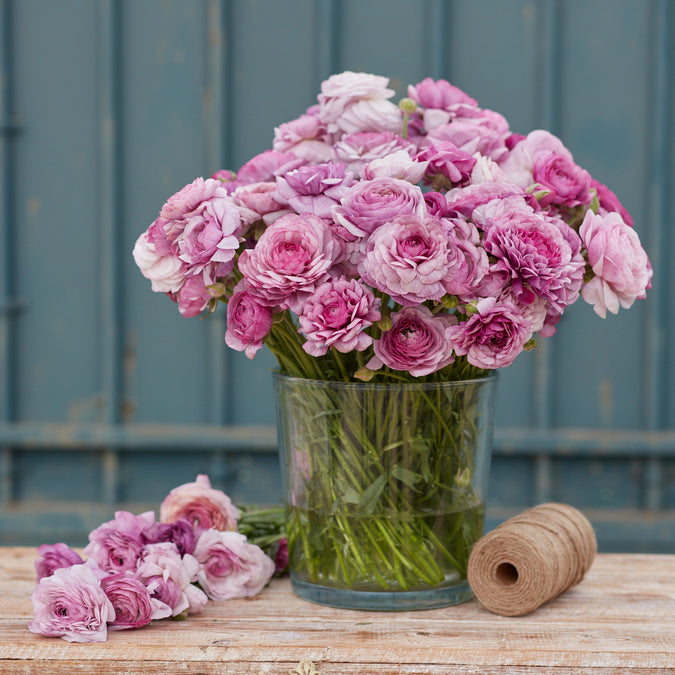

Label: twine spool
[467,503,597,616]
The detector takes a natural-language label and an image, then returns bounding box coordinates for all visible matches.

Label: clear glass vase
[273,371,498,611]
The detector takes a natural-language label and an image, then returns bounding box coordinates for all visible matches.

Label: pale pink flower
[332,131,414,175]
[238,212,343,313]
[193,530,275,601]
[28,564,115,643]
[159,474,241,533]
[101,573,156,630]
[273,111,333,163]
[359,214,449,304]
[318,71,402,136]
[579,210,652,318]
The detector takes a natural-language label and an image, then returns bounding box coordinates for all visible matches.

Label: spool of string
[467,503,597,616]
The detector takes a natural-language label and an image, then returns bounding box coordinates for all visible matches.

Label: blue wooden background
[0,0,673,550]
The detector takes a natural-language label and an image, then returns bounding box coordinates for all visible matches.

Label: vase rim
[271,369,498,390]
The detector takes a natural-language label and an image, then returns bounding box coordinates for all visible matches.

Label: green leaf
[358,474,387,514]
[391,466,423,490]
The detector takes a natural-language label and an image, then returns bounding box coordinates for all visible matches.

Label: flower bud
[398,97,418,114]
[354,366,375,382]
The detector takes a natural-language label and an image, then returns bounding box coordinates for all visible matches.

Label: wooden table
[2,548,674,674]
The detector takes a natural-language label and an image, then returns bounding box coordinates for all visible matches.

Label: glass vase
[273,371,498,611]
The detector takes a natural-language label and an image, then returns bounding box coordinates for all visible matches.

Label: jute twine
[467,503,597,616]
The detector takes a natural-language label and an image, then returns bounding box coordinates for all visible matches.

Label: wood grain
[2,549,675,674]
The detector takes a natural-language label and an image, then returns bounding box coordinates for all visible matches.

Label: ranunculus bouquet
[28,475,286,642]
[133,72,652,604]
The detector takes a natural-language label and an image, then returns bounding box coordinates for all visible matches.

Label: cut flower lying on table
[134,70,652,383]
[28,476,286,643]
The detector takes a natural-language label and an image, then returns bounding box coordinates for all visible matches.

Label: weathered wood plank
[2,549,675,673]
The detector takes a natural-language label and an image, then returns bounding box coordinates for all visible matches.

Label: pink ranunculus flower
[532,151,592,208]
[483,210,586,312]
[408,77,478,109]
[232,181,289,228]
[28,564,116,643]
[442,217,490,300]
[193,530,275,601]
[225,281,274,359]
[145,518,197,557]
[416,141,477,188]
[299,276,381,356]
[359,214,449,305]
[177,190,242,279]
[34,543,84,581]
[579,210,652,318]
[332,176,427,240]
[499,129,573,188]
[160,474,241,533]
[82,510,156,574]
[445,181,534,226]
[133,228,186,294]
[427,108,511,162]
[274,161,355,220]
[318,71,402,136]
[447,297,532,369]
[273,111,333,164]
[101,573,156,630]
[135,543,207,617]
[332,131,414,175]
[238,212,343,313]
[173,274,213,318]
[235,149,305,185]
[361,149,428,183]
[367,306,455,377]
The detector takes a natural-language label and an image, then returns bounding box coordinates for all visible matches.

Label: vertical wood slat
[97,0,123,505]
[641,0,673,510]
[0,0,14,506]
[423,0,449,80]
[313,0,340,84]
[531,0,563,501]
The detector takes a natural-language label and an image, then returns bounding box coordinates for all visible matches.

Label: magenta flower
[359,214,449,304]
[101,573,155,630]
[299,277,381,356]
[82,511,155,574]
[28,564,115,643]
[238,212,343,313]
[407,77,479,131]
[159,474,241,534]
[483,210,585,312]
[532,151,592,208]
[35,543,84,581]
[274,161,355,220]
[225,281,274,359]
[332,176,427,240]
[447,297,532,369]
[193,530,275,601]
[367,306,455,377]
[145,518,197,556]
[579,210,652,318]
